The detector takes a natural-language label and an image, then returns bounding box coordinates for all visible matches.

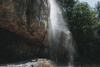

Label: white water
[49,0,68,35]
[48,0,74,66]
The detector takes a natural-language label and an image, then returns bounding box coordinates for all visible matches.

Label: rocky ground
[0,59,53,67]
[0,59,100,67]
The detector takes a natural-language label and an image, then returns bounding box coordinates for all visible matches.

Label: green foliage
[59,0,100,60]
[58,0,78,20]
[71,2,98,41]
[95,1,100,21]
[43,19,47,28]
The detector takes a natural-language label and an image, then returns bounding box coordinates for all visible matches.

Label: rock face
[0,0,49,63]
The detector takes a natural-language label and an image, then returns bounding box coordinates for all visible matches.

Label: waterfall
[48,0,74,66]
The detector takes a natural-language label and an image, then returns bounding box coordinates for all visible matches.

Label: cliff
[0,0,50,64]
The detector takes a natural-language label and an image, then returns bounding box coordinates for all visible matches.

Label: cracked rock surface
[0,0,50,64]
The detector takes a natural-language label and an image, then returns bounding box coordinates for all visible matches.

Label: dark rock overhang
[0,0,50,64]
[0,0,49,45]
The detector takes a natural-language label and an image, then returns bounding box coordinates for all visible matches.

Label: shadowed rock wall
[0,0,49,64]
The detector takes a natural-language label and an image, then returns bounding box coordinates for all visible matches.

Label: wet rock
[49,29,74,63]
[0,59,53,67]
[0,0,49,42]
[0,0,50,64]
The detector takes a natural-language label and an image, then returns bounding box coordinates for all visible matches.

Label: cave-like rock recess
[0,0,50,64]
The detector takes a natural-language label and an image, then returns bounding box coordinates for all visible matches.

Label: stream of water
[48,0,74,66]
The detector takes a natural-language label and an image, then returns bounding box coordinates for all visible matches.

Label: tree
[70,2,100,60]
[59,0,100,62]
[95,1,100,21]
[71,2,98,44]
[95,1,100,36]
[58,0,78,21]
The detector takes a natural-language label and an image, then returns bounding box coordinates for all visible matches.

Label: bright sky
[79,0,100,8]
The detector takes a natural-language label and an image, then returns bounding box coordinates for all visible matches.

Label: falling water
[48,0,74,66]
